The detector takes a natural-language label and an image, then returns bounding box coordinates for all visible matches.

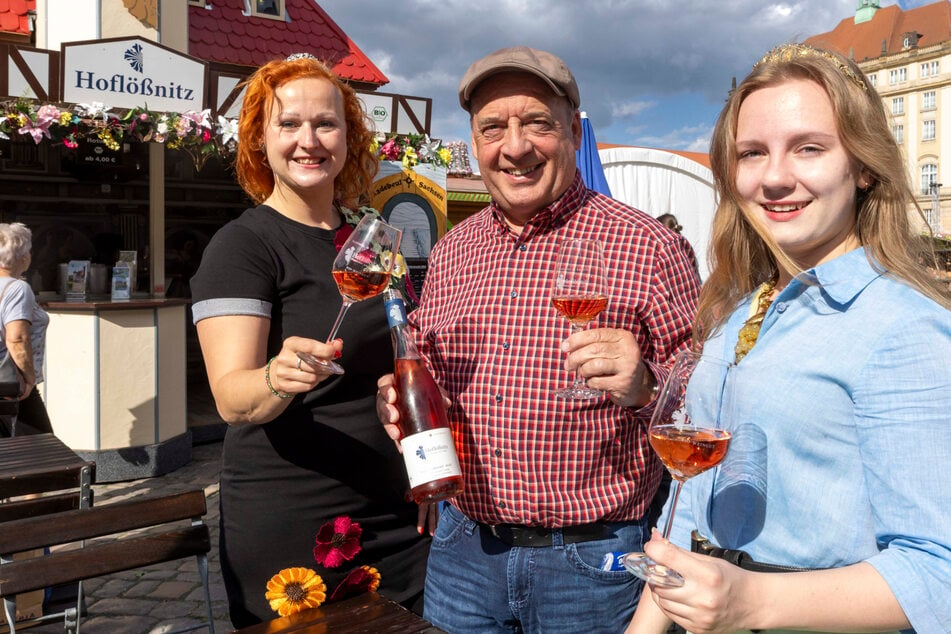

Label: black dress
[191,206,429,627]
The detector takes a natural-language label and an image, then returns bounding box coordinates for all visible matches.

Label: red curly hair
[234,56,378,206]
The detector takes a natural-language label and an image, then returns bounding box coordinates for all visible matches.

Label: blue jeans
[424,505,648,633]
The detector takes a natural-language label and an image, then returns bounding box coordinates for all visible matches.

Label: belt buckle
[487,524,511,545]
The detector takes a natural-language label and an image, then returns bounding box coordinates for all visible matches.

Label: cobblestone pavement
[22,439,234,634]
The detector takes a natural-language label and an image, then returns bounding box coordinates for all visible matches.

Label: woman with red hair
[191,54,428,627]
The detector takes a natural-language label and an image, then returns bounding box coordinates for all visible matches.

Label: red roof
[0,0,35,35]
[188,0,388,87]
[598,143,711,169]
[805,1,951,62]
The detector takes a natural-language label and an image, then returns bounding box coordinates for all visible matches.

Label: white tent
[599,146,715,279]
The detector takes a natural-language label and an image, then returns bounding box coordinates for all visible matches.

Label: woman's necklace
[734,276,778,363]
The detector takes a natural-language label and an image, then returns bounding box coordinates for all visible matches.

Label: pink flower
[313,516,362,569]
[333,223,354,252]
[379,138,401,160]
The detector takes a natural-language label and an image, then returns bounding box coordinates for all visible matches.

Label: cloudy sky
[318,0,932,156]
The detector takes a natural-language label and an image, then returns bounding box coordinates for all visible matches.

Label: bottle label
[400,427,462,488]
[385,296,407,328]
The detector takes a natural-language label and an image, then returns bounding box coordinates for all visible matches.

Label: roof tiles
[0,0,34,35]
[188,0,388,87]
[805,1,951,62]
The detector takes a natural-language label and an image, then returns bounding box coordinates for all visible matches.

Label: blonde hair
[697,44,950,343]
[234,56,378,207]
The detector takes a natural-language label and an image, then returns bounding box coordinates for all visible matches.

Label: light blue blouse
[665,247,951,633]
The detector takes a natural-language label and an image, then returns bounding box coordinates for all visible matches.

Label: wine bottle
[384,288,464,504]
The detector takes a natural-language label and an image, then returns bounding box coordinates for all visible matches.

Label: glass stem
[570,324,586,387]
[661,479,685,539]
[325,301,352,343]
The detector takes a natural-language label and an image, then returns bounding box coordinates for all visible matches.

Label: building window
[892,124,904,144]
[923,120,936,141]
[867,73,877,86]
[921,163,938,195]
[891,97,904,115]
[922,91,936,111]
[251,0,284,19]
[920,61,939,78]
[889,68,907,85]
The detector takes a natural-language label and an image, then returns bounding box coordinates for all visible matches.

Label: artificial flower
[333,223,354,252]
[265,567,326,617]
[217,115,238,146]
[328,566,381,603]
[374,133,450,168]
[313,516,362,568]
[18,104,58,143]
[438,147,452,165]
[401,146,418,168]
[379,137,401,161]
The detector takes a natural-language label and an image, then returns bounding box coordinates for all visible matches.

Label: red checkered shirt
[412,173,701,527]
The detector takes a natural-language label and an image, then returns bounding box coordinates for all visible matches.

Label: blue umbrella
[576,111,612,197]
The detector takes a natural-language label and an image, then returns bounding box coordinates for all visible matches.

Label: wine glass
[550,238,608,400]
[622,349,733,587]
[297,215,402,375]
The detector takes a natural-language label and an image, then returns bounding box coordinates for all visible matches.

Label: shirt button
[494,394,503,403]
[498,501,507,509]
[494,448,502,457]
[518,244,527,252]
[775,302,787,312]
[502,342,510,350]
[510,291,518,299]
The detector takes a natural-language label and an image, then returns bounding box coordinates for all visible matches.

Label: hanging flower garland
[264,515,383,617]
[0,98,238,171]
[371,132,451,169]
[1,98,451,174]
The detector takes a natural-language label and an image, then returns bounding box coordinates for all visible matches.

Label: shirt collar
[487,171,588,237]
[791,247,881,305]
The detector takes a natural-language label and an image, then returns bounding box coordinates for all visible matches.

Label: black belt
[691,530,819,573]
[481,521,613,548]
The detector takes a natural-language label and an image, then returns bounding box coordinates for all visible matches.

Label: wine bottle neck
[385,290,420,360]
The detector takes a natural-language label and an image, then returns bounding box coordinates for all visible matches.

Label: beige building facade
[806,0,951,235]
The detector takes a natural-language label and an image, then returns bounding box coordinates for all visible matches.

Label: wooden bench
[0,433,95,630]
[0,489,214,634]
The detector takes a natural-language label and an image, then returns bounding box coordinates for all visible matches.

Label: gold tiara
[754,44,868,92]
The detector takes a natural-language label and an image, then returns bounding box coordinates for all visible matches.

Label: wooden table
[0,433,94,503]
[231,593,444,633]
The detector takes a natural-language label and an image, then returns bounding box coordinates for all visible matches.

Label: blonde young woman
[628,45,951,634]
[190,55,428,627]
[0,222,51,437]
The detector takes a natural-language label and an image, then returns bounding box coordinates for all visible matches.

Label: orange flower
[328,566,381,603]
[265,567,326,617]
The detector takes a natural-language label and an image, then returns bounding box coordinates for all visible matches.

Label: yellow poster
[371,162,447,258]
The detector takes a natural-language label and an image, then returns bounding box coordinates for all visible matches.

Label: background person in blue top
[628,44,951,634]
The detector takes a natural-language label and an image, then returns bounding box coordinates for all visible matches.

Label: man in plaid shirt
[378,46,701,632]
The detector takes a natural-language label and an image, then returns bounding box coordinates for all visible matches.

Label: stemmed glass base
[554,382,603,400]
[296,351,344,375]
[621,553,685,588]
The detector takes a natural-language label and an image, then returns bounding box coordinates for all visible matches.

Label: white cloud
[612,101,655,118]
[318,0,896,150]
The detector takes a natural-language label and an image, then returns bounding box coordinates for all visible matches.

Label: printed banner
[371,162,447,259]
